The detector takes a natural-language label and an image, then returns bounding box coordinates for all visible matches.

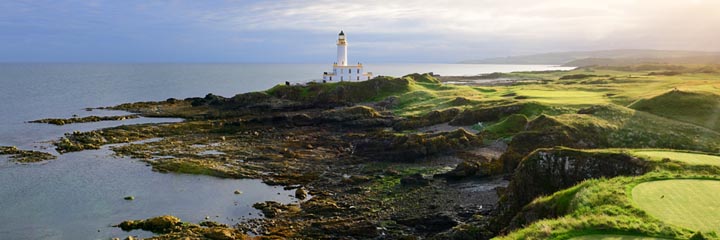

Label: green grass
[484,114,529,138]
[632,150,720,167]
[514,89,610,105]
[629,90,720,132]
[570,235,668,240]
[632,179,720,232]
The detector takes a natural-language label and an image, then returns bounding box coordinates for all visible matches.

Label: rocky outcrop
[442,154,495,179]
[253,201,300,218]
[117,215,182,234]
[492,148,651,233]
[116,215,246,240]
[498,114,609,173]
[246,105,396,128]
[393,108,461,130]
[0,146,56,163]
[30,115,140,125]
[353,128,482,162]
[396,213,458,233]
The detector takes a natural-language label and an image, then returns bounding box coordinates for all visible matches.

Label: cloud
[188,0,720,52]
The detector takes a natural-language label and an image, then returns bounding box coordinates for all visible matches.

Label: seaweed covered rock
[320,106,380,122]
[253,201,300,218]
[117,215,181,234]
[305,219,379,238]
[492,148,651,233]
[353,128,482,162]
[30,115,140,125]
[0,146,57,163]
[442,154,494,179]
[116,215,246,240]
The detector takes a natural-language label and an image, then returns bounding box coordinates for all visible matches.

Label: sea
[0,63,572,239]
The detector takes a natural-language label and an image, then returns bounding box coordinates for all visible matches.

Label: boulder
[117,215,181,234]
[295,188,308,200]
[400,173,430,187]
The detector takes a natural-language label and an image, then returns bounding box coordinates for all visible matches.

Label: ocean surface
[0,63,572,239]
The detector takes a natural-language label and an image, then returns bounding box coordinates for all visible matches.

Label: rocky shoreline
[0,146,56,163]
[30,114,140,125]
[47,74,519,239]
[41,68,714,239]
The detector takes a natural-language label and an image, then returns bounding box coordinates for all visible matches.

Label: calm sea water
[0,63,571,239]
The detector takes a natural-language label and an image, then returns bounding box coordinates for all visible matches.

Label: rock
[234,190,242,195]
[143,215,181,233]
[442,155,494,180]
[493,148,651,233]
[393,108,460,130]
[320,106,381,122]
[302,197,341,216]
[295,188,308,200]
[117,215,181,234]
[124,196,134,200]
[309,219,379,238]
[354,128,481,162]
[202,227,238,240]
[253,201,287,218]
[124,236,136,240]
[396,213,458,233]
[400,173,430,187]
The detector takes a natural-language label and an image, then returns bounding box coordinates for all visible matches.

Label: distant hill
[460,49,720,66]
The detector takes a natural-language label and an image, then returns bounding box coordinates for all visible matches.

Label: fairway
[514,89,609,105]
[571,234,667,240]
[632,180,720,232]
[632,150,720,167]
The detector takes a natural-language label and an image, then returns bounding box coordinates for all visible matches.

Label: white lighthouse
[322,31,373,81]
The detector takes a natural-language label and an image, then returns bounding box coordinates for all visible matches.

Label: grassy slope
[628,90,720,132]
[632,150,720,167]
[632,179,720,232]
[405,65,720,239]
[570,235,668,240]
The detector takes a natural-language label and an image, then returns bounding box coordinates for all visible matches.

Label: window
[329,77,332,81]
[341,76,343,81]
[357,69,360,73]
[356,76,359,80]
[348,69,351,73]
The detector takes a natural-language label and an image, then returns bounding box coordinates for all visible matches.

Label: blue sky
[1,0,719,63]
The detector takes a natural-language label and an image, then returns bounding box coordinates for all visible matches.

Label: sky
[1,0,719,63]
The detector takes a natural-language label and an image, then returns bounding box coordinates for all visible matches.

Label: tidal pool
[0,146,296,240]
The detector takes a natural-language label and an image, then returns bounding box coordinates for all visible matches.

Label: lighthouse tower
[322,31,373,81]
[337,31,347,66]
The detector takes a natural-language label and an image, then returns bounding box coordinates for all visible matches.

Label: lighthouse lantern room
[322,31,373,81]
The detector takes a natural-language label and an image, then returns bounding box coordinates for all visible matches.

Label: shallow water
[0,63,569,239]
[0,146,296,240]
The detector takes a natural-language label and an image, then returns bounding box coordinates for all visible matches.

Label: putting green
[632,179,720,232]
[570,235,667,240]
[632,150,720,167]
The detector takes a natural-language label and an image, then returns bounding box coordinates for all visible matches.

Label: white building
[322,31,373,82]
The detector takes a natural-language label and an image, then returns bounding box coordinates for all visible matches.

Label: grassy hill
[629,90,720,132]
